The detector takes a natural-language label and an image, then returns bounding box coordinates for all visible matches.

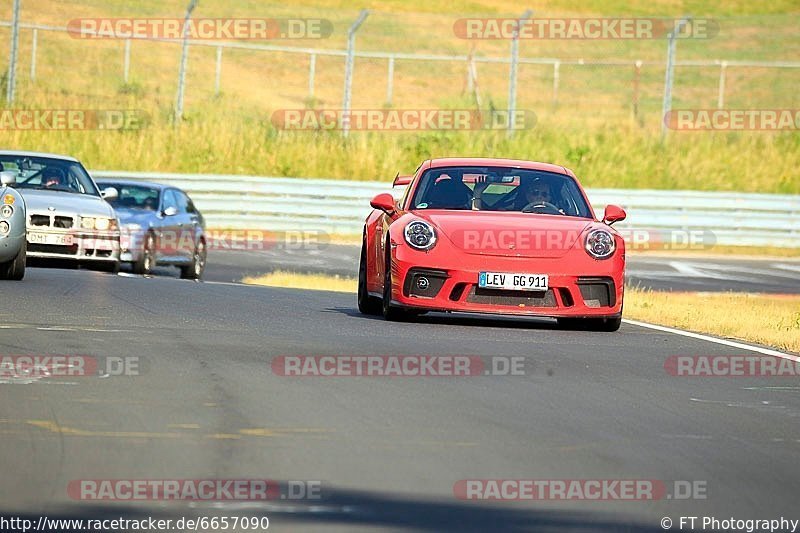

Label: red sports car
[358,158,627,331]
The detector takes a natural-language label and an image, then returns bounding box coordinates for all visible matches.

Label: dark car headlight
[585,229,616,259]
[404,220,437,250]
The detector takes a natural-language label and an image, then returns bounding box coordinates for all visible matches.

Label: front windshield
[0,155,99,196]
[102,183,161,211]
[410,166,593,218]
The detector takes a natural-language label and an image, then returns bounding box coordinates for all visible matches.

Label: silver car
[94,179,207,279]
[0,151,121,273]
[0,170,26,280]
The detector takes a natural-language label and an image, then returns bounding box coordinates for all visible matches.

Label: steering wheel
[522,202,563,215]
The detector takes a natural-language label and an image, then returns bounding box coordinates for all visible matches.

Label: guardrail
[91,171,800,248]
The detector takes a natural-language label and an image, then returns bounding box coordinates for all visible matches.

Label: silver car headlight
[585,229,616,259]
[0,221,9,234]
[1,205,12,218]
[94,218,111,231]
[81,217,117,231]
[404,220,437,250]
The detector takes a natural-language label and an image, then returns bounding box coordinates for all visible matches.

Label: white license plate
[479,271,548,291]
[28,232,74,246]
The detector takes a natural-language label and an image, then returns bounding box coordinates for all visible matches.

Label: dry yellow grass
[242,270,357,292]
[625,287,800,353]
[241,271,800,352]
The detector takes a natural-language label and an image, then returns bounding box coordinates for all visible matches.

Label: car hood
[412,210,595,259]
[19,189,114,218]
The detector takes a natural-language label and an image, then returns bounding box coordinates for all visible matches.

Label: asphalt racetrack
[1,255,799,531]
[199,244,800,294]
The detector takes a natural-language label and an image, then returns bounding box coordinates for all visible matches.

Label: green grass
[0,1,797,192]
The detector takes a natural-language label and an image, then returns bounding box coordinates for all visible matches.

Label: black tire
[180,239,206,280]
[381,243,411,322]
[357,239,381,315]
[0,243,25,280]
[132,232,156,275]
[558,316,622,332]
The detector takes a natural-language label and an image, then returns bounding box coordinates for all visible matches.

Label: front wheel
[381,246,411,322]
[132,232,156,275]
[357,240,381,315]
[180,239,206,280]
[0,243,25,280]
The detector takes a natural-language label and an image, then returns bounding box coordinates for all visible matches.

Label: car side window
[175,191,192,214]
[162,189,178,212]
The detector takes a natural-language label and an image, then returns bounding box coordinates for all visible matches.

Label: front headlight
[1,205,12,218]
[585,229,616,259]
[94,218,112,231]
[81,217,117,231]
[404,220,437,250]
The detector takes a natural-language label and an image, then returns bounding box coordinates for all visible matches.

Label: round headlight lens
[1,205,12,218]
[81,217,95,230]
[585,229,616,259]
[95,218,111,231]
[0,221,9,234]
[404,220,437,250]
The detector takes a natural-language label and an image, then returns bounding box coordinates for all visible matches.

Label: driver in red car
[519,178,565,214]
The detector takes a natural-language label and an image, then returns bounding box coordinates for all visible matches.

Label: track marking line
[622,318,799,362]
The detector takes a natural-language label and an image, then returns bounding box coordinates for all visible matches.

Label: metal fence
[90,171,800,248]
[3,15,800,128]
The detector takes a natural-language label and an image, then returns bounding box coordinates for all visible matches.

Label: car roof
[427,157,574,177]
[0,150,80,163]
[94,178,170,190]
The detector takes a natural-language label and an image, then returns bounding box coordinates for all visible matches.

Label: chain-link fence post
[29,28,37,82]
[507,9,532,138]
[661,16,691,139]
[717,61,728,109]
[123,39,131,83]
[175,0,198,123]
[6,0,21,103]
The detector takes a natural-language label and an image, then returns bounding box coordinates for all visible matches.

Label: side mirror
[370,193,396,214]
[163,206,178,217]
[0,171,17,186]
[101,187,119,201]
[603,204,627,225]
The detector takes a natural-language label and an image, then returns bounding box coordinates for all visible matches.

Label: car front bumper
[26,229,120,262]
[384,245,625,318]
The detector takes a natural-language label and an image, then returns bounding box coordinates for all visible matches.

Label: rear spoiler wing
[393,173,413,187]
